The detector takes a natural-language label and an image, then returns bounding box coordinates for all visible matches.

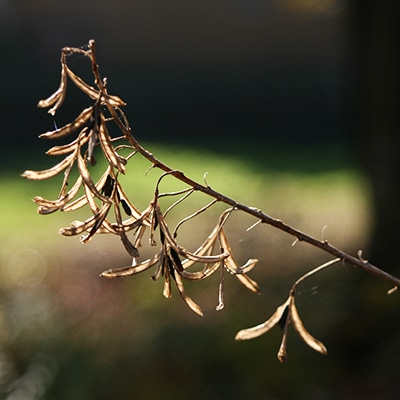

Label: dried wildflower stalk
[22,40,400,362]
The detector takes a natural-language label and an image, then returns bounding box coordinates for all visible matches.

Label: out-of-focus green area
[2,0,400,398]
[1,143,386,400]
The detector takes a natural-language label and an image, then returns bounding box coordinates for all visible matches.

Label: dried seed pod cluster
[24,40,397,363]
[22,40,260,320]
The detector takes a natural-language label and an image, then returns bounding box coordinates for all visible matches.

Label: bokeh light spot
[8,249,47,288]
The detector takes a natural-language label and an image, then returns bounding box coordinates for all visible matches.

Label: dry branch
[22,40,400,362]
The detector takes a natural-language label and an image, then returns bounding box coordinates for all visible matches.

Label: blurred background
[1,0,400,399]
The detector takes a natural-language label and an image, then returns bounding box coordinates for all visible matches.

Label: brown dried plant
[22,40,400,363]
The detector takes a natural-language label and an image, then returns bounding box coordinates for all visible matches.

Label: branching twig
[22,40,400,361]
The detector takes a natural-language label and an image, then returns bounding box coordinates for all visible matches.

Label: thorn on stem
[387,286,398,295]
[357,250,368,263]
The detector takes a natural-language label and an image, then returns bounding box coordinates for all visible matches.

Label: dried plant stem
[124,134,400,291]
[24,39,400,360]
[30,38,400,291]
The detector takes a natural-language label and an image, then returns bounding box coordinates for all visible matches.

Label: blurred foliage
[3,144,396,400]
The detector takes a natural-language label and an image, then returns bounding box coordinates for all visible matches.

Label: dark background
[2,0,348,151]
[1,0,400,399]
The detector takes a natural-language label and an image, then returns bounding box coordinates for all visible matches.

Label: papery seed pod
[171,269,204,317]
[22,152,76,181]
[38,61,68,115]
[46,135,88,156]
[81,203,112,243]
[120,231,140,257]
[169,247,183,272]
[98,117,126,173]
[100,253,161,278]
[162,260,172,299]
[290,301,327,355]
[76,150,109,202]
[65,64,126,107]
[235,274,260,294]
[167,256,175,278]
[235,299,291,341]
[39,107,93,140]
